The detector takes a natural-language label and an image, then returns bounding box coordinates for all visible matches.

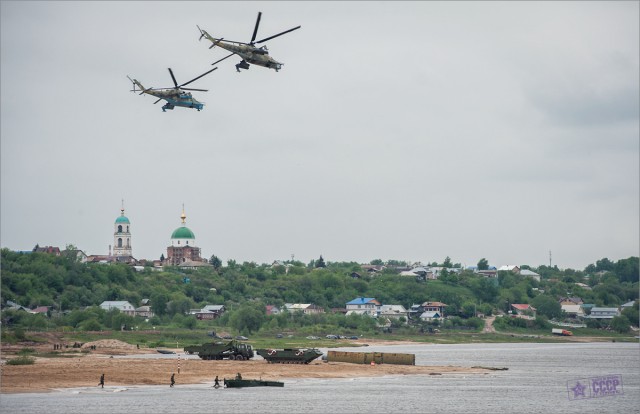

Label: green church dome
[171,226,195,239]
[115,215,130,224]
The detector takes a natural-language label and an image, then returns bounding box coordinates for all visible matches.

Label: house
[32,245,61,256]
[349,272,362,279]
[190,305,225,320]
[561,304,585,318]
[31,306,50,315]
[620,301,637,310]
[346,297,381,317]
[266,305,281,315]
[99,301,136,316]
[378,305,409,321]
[62,249,88,263]
[4,300,30,312]
[421,302,448,317]
[519,269,540,282]
[510,304,536,319]
[284,303,325,315]
[559,297,584,306]
[360,265,385,274]
[135,305,154,318]
[586,307,620,320]
[419,311,442,321]
[574,282,592,290]
[498,265,520,273]
[476,269,498,278]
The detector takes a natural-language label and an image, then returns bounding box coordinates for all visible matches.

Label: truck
[184,340,255,360]
[552,328,573,336]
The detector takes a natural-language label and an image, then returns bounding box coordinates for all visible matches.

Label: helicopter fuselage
[216,41,283,71]
[144,89,204,111]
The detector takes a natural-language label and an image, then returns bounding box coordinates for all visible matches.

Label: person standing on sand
[98,373,105,388]
[214,376,220,388]
[170,373,175,387]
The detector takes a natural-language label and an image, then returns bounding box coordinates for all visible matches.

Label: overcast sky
[1,1,638,270]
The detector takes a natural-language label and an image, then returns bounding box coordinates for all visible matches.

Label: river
[1,342,638,414]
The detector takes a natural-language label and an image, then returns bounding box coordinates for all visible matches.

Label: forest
[1,248,638,335]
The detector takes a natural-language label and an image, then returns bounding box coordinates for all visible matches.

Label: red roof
[422,301,448,307]
[511,304,535,311]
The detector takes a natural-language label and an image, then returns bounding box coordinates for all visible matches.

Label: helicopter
[197,12,300,72]
[127,67,217,112]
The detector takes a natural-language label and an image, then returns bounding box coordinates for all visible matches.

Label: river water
[1,342,638,414]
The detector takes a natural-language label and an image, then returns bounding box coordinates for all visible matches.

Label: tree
[315,255,326,268]
[622,304,639,327]
[150,292,169,316]
[228,303,266,334]
[610,315,631,333]
[531,295,562,319]
[443,257,453,268]
[477,258,489,271]
[209,255,222,270]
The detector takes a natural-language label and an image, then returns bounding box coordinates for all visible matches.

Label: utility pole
[549,250,552,267]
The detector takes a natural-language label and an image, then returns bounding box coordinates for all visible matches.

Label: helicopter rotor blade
[168,68,179,88]
[153,98,163,104]
[211,53,235,66]
[181,87,208,92]
[197,25,205,41]
[255,25,301,44]
[179,67,218,88]
[250,11,262,44]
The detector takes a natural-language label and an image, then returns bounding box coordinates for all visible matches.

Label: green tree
[228,303,266,334]
[315,255,326,268]
[209,255,222,270]
[531,295,562,319]
[621,304,639,327]
[610,315,631,333]
[150,292,169,316]
[477,258,489,271]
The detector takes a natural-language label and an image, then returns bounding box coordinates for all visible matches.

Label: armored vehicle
[256,348,323,364]
[184,340,254,361]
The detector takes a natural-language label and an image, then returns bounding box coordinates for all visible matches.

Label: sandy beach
[0,339,488,393]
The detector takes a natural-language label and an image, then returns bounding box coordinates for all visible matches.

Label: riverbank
[0,351,488,394]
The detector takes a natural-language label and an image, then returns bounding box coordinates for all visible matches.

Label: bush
[7,355,36,365]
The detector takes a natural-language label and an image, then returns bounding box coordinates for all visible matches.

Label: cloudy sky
[1,1,638,270]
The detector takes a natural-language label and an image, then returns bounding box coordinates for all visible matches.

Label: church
[163,207,211,269]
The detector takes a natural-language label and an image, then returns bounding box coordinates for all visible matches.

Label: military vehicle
[256,348,323,364]
[224,377,284,388]
[184,340,254,360]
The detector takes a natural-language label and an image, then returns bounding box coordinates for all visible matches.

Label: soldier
[170,373,175,387]
[214,375,220,388]
[98,373,105,388]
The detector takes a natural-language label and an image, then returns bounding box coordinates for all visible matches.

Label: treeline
[1,248,637,334]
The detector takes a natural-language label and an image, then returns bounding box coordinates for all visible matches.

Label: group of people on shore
[98,373,223,388]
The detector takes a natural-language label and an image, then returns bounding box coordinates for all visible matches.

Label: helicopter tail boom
[127,76,146,94]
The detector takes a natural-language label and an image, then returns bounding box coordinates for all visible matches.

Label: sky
[1,1,638,270]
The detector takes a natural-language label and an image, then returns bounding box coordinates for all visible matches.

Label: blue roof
[347,297,377,305]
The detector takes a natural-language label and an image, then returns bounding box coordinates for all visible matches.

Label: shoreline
[0,354,490,394]
[2,335,633,394]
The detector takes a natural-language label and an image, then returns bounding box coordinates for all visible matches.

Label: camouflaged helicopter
[127,67,217,112]
[197,12,300,72]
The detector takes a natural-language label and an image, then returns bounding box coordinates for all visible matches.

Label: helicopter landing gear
[236,60,250,72]
[162,103,175,112]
